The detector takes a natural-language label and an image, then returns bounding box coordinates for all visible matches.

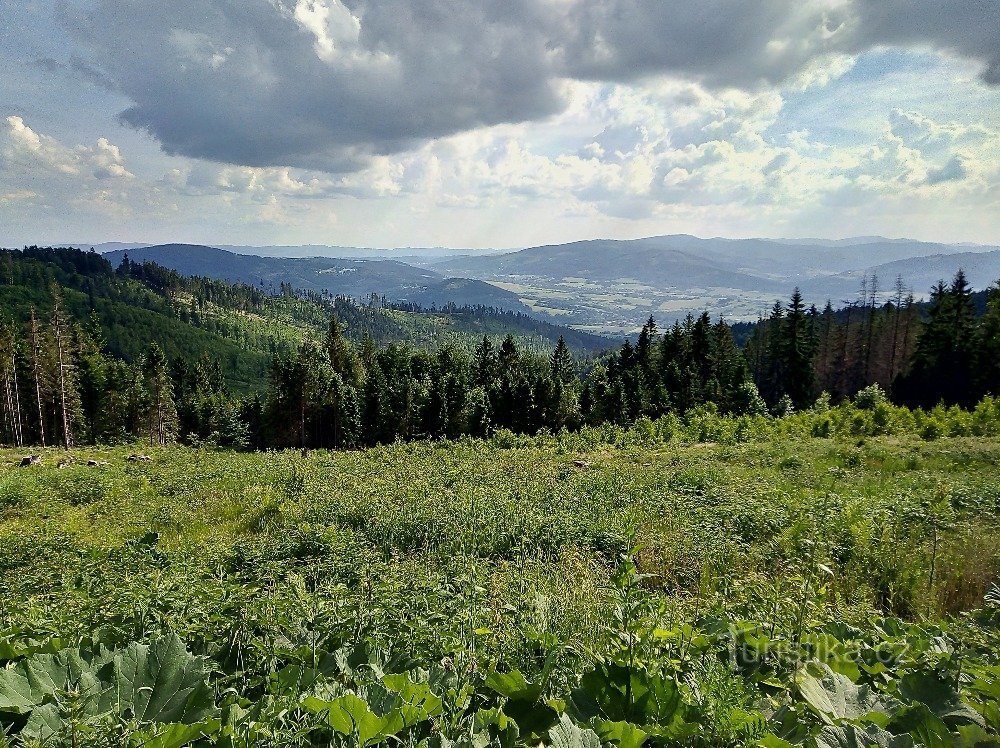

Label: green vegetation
[2,397,999,746]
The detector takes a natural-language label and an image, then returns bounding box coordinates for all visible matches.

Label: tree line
[744,271,1000,412]
[1,248,998,451]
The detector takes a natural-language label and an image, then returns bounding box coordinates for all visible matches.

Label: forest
[1,247,998,451]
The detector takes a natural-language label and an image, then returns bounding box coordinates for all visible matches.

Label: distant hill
[105,244,536,315]
[804,250,1000,300]
[429,234,1000,330]
[75,235,1000,333]
[433,237,787,291]
[1,247,612,396]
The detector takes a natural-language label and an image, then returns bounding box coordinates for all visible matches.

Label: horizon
[9,232,999,255]
[2,2,999,248]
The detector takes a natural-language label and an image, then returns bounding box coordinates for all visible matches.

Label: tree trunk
[30,310,46,448]
[53,305,73,450]
[10,355,23,447]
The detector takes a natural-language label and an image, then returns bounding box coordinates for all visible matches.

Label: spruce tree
[783,289,815,409]
[974,282,1000,398]
[142,343,178,446]
[550,336,574,385]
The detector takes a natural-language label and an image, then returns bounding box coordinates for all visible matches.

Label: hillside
[431,235,1000,331]
[809,249,1000,300]
[0,248,611,392]
[105,244,536,315]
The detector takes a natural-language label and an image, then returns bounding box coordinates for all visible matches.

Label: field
[2,402,1000,746]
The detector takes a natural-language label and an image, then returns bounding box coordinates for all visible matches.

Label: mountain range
[85,236,1000,333]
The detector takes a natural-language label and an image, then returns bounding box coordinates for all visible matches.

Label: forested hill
[1,246,277,391]
[103,243,537,315]
[0,247,611,390]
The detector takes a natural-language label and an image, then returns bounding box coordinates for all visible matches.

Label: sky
[0,0,998,249]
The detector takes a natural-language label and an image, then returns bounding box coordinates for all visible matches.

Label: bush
[854,384,888,410]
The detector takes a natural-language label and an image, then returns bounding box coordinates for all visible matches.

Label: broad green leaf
[757,734,797,748]
[111,634,216,725]
[887,703,952,748]
[271,663,325,695]
[21,702,62,743]
[486,670,542,703]
[898,673,985,728]
[0,648,108,715]
[796,663,890,724]
[383,672,444,725]
[814,724,915,748]
[592,717,648,748]
[304,692,405,747]
[571,662,683,727]
[503,698,559,739]
[954,724,1000,747]
[136,719,222,748]
[547,713,602,748]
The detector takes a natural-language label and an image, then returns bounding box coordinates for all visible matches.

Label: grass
[1,415,999,745]
[3,429,998,640]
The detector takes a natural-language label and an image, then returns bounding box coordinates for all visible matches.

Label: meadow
[2,398,999,746]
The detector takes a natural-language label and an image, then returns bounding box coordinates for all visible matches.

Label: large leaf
[111,634,216,725]
[592,717,648,748]
[0,649,108,715]
[887,703,952,748]
[486,670,543,703]
[304,692,405,747]
[796,663,891,725]
[898,673,985,728]
[954,724,1000,747]
[547,713,602,748]
[21,703,63,744]
[136,719,222,748]
[485,669,557,738]
[814,724,915,748]
[570,662,684,728]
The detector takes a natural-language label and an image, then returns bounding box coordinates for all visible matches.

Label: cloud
[850,0,1000,85]
[0,116,134,182]
[55,0,1000,174]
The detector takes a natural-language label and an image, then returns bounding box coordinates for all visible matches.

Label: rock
[127,454,152,462]
[19,455,40,467]
[87,459,109,467]
[573,459,591,468]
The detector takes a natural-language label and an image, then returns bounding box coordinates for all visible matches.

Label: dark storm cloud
[59,0,564,170]
[58,0,1000,172]
[556,0,839,86]
[852,0,1000,85]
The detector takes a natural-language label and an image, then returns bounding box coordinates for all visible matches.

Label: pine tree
[783,289,815,409]
[28,309,47,447]
[762,301,786,404]
[550,336,574,385]
[325,315,364,387]
[974,282,1000,398]
[142,343,178,446]
[473,337,498,387]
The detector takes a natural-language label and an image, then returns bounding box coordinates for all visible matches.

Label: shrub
[854,384,888,410]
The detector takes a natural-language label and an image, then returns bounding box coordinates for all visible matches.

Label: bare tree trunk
[864,274,879,384]
[29,310,47,448]
[889,276,905,383]
[53,303,73,450]
[2,372,14,446]
[10,355,23,447]
[156,381,163,446]
[839,303,853,399]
